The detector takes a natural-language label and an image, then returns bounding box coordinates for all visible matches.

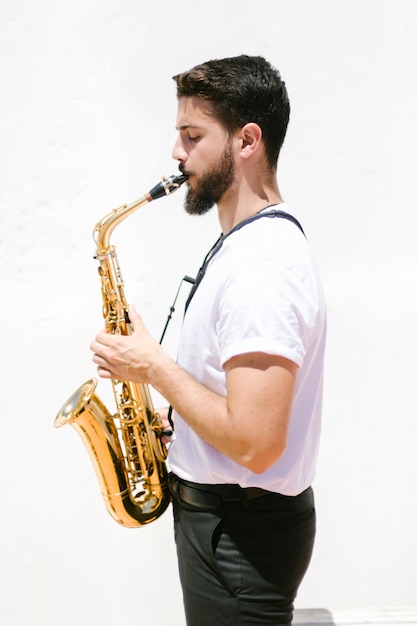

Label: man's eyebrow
[176,124,202,131]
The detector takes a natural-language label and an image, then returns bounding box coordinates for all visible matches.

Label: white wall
[1,1,416,624]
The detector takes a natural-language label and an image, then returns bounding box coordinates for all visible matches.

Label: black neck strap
[185,207,305,311]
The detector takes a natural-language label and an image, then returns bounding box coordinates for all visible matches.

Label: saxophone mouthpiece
[148,173,189,201]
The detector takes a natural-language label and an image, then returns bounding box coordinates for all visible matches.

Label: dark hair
[172,55,290,169]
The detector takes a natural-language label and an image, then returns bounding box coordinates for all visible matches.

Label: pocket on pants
[210,517,243,596]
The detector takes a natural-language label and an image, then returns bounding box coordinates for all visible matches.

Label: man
[91,55,326,625]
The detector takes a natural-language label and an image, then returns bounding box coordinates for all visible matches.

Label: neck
[217,172,283,235]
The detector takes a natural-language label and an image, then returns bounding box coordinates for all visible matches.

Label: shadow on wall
[293,608,335,625]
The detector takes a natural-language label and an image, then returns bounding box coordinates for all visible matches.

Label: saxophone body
[55,174,188,527]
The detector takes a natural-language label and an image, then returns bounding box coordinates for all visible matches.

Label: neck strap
[185,207,305,311]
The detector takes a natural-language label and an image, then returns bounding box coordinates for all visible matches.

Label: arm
[91,305,297,473]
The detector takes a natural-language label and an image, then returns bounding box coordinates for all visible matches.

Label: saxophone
[54,173,188,527]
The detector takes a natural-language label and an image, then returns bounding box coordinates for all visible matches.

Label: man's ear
[238,123,263,159]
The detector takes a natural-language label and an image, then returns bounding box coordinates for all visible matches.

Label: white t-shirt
[168,204,326,496]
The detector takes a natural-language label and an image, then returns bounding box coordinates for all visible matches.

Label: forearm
[150,352,291,473]
[150,354,234,459]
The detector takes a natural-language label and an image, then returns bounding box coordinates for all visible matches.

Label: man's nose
[172,135,187,162]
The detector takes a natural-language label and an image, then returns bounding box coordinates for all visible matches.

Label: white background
[1,1,416,624]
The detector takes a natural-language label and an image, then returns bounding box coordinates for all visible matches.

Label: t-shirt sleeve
[217,257,318,368]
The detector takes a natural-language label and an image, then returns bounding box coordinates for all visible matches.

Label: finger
[96,365,113,379]
[90,339,106,356]
[94,329,112,346]
[91,350,103,365]
[127,304,143,333]
[90,331,113,354]
[91,345,114,371]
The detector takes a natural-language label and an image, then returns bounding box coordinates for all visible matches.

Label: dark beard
[183,142,235,216]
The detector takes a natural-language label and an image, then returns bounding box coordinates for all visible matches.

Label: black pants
[170,475,316,626]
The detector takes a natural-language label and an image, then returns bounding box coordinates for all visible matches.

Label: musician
[91,55,326,625]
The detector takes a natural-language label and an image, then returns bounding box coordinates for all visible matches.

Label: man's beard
[182,142,235,216]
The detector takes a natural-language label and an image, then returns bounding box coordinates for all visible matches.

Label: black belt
[170,474,271,511]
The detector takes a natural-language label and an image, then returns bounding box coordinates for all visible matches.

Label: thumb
[127,304,143,331]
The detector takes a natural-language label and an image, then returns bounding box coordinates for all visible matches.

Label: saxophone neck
[94,194,150,252]
[94,173,188,251]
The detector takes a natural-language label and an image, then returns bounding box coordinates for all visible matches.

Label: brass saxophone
[54,173,188,527]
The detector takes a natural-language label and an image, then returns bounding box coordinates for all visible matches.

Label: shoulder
[218,205,308,277]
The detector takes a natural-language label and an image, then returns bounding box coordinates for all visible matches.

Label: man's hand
[90,304,165,384]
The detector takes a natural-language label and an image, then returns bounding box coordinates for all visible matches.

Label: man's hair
[173,55,290,169]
